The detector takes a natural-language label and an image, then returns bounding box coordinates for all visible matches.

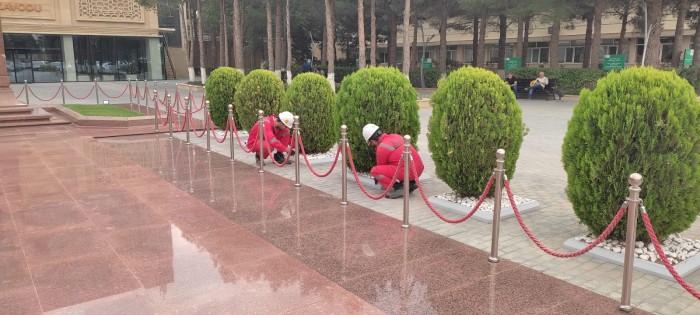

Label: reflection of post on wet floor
[186,143,193,194]
[230,162,237,213]
[207,153,214,203]
[341,204,347,281]
[295,187,301,256]
[489,262,496,315]
[169,138,177,182]
[260,172,266,234]
[156,133,163,175]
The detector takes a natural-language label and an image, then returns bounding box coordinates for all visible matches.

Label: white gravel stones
[300,150,337,160]
[574,233,700,266]
[214,129,248,138]
[435,191,534,213]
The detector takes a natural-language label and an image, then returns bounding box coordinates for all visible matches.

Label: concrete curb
[427,196,541,223]
[48,105,154,127]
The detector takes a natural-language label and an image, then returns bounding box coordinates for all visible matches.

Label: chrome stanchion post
[23,80,29,105]
[258,110,265,173]
[619,173,643,313]
[136,80,141,112]
[128,79,133,110]
[488,149,506,263]
[228,104,235,161]
[185,96,191,145]
[402,135,411,228]
[94,78,99,104]
[153,90,159,133]
[340,125,348,205]
[294,115,301,187]
[167,94,173,139]
[145,80,150,115]
[60,80,66,105]
[205,101,211,153]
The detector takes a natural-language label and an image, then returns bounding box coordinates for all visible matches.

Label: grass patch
[64,104,143,117]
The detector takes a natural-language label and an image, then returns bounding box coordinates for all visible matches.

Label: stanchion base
[488,257,500,263]
[186,142,191,145]
[401,224,410,228]
[618,305,632,313]
[258,170,264,173]
[294,183,301,187]
[340,201,348,205]
[206,150,211,153]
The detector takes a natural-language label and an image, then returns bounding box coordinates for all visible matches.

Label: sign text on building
[0,2,42,12]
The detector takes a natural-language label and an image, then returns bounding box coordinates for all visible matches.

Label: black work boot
[386,186,404,199]
[409,180,418,193]
[273,152,287,164]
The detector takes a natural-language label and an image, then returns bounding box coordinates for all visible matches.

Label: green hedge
[281,73,337,154]
[512,68,606,95]
[205,67,244,129]
[409,67,441,88]
[233,69,285,130]
[429,67,524,197]
[673,68,700,94]
[562,67,700,241]
[336,66,420,172]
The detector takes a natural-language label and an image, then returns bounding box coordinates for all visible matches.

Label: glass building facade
[5,34,164,83]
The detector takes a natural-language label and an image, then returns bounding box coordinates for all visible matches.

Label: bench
[511,78,561,101]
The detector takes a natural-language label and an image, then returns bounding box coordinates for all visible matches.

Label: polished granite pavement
[0,125,648,314]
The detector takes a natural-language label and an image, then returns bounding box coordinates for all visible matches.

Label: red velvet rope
[412,163,495,224]
[297,134,341,177]
[642,212,700,300]
[28,86,62,102]
[64,85,95,100]
[504,179,627,258]
[346,146,402,200]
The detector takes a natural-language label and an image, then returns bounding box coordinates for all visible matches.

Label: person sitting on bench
[528,71,549,100]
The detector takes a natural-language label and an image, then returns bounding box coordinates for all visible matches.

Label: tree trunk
[401,0,411,75]
[197,0,207,83]
[497,13,507,69]
[590,0,605,69]
[477,15,487,67]
[286,0,292,85]
[582,13,592,68]
[180,3,195,81]
[549,20,561,68]
[266,0,274,70]
[521,18,529,67]
[219,0,225,66]
[617,3,629,55]
[233,0,244,72]
[515,18,523,59]
[370,0,377,66]
[438,2,447,75]
[472,17,479,66]
[645,0,663,68]
[358,0,366,68]
[325,0,335,90]
[672,0,689,67]
[693,14,700,69]
[412,18,419,67]
[321,14,327,66]
[389,10,397,66]
[275,0,283,76]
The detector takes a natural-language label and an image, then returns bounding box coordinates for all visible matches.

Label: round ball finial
[629,173,643,187]
[228,104,233,109]
[258,110,264,116]
[294,115,299,120]
[496,149,506,159]
[341,125,347,131]
[404,135,411,141]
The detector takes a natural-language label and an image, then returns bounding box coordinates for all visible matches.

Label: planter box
[176,83,205,92]
[563,238,700,281]
[426,195,541,223]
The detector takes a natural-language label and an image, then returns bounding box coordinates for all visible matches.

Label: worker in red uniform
[363,123,424,199]
[247,111,295,165]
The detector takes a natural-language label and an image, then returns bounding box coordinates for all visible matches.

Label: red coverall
[246,115,292,158]
[370,133,424,189]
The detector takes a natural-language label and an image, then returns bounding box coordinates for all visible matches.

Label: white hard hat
[279,111,294,128]
[362,123,380,143]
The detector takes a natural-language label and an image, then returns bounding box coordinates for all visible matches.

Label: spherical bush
[336,67,420,172]
[562,67,700,241]
[205,67,244,129]
[234,69,285,130]
[281,73,337,154]
[428,67,524,197]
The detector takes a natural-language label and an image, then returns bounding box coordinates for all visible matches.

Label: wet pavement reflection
[0,126,647,314]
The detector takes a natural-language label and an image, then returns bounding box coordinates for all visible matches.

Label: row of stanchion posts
[150,100,698,311]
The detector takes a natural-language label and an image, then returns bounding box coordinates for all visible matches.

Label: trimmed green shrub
[281,73,337,153]
[512,68,605,95]
[205,67,244,129]
[674,67,700,94]
[562,67,700,241]
[428,66,524,197]
[409,67,441,88]
[336,66,420,172]
[234,69,285,130]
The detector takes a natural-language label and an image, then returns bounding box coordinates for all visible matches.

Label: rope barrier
[412,164,495,224]
[346,146,403,200]
[190,114,207,138]
[641,211,700,300]
[64,85,96,100]
[297,135,341,177]
[504,180,628,258]
[210,117,230,143]
[174,108,187,131]
[15,86,25,99]
[28,86,62,102]
[191,106,205,114]
[155,99,169,126]
[134,84,142,100]
[97,84,129,99]
[231,119,253,153]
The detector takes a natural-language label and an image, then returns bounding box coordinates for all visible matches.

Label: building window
[527,42,549,64]
[446,45,457,62]
[4,34,63,83]
[463,46,473,64]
